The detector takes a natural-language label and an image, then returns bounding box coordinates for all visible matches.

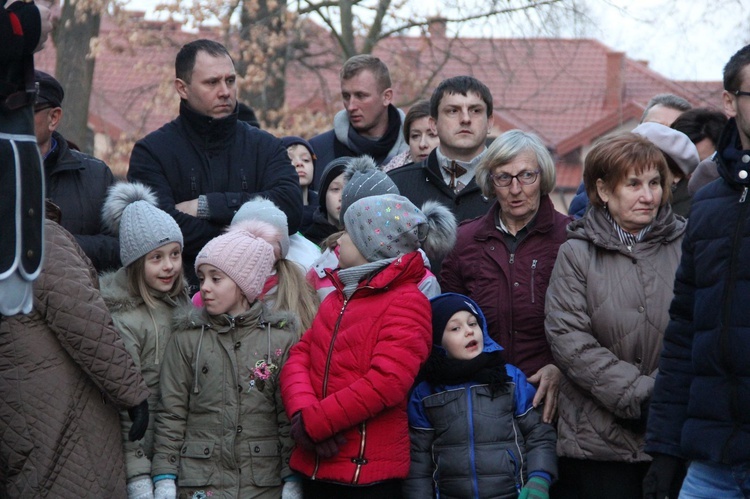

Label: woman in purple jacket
[440,129,572,424]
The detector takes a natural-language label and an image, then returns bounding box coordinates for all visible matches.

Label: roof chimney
[604,51,625,109]
[428,17,447,38]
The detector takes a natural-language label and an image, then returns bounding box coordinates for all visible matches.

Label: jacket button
[181,447,187,454]
[635,357,642,364]
[169,455,177,463]
[742,154,750,163]
[234,341,241,349]
[202,366,208,374]
[237,425,243,434]
[136,449,144,458]
[638,306,644,313]
[490,246,495,251]
[26,250,34,258]
[204,448,210,455]
[254,446,260,453]
[513,282,519,287]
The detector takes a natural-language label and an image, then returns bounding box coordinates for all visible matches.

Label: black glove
[315,433,347,458]
[643,453,685,499]
[290,412,316,451]
[127,399,149,442]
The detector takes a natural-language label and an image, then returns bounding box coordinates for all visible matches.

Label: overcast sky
[122,0,748,82]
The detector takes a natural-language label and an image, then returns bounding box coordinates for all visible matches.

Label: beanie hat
[632,122,700,175]
[194,222,275,302]
[339,156,399,221]
[232,197,289,258]
[102,182,183,267]
[318,156,353,215]
[344,194,458,263]
[282,136,317,169]
[429,293,503,353]
[34,70,64,108]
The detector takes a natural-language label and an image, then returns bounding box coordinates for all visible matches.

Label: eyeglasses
[734,90,750,98]
[490,170,540,188]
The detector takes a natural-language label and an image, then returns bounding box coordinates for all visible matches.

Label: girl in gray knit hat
[98,182,190,499]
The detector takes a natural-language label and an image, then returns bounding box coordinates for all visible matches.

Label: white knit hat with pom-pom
[102,182,183,267]
[232,197,289,259]
[194,221,275,302]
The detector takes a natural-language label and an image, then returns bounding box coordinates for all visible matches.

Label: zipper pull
[741,187,748,203]
[509,253,515,264]
[531,259,537,270]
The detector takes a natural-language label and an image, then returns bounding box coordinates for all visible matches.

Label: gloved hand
[127,399,149,442]
[519,476,550,499]
[643,454,685,499]
[126,476,154,499]
[315,433,347,458]
[290,412,315,451]
[153,478,176,499]
[281,480,303,499]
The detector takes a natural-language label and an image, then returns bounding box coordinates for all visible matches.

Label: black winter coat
[45,131,119,272]
[128,102,302,285]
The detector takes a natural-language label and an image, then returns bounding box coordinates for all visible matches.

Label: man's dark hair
[430,76,493,118]
[671,108,727,147]
[340,55,391,92]
[640,93,692,123]
[724,44,750,93]
[175,39,233,83]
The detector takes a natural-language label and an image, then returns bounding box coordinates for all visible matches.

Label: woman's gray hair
[475,130,556,198]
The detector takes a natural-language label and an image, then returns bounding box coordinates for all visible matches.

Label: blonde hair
[126,255,187,309]
[269,259,320,334]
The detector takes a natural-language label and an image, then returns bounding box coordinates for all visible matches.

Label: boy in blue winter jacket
[405,293,557,499]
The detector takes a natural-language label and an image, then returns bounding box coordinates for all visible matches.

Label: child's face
[197,264,250,316]
[441,310,483,360]
[337,231,368,269]
[325,173,345,226]
[143,242,182,294]
[288,144,314,188]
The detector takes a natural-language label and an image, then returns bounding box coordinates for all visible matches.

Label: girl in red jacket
[280,193,456,498]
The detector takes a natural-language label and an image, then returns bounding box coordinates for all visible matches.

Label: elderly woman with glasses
[544,133,687,498]
[440,129,572,424]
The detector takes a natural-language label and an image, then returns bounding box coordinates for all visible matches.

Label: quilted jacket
[151,301,298,498]
[544,203,685,462]
[0,220,150,498]
[100,267,190,483]
[280,251,432,485]
[441,196,571,377]
[646,118,750,464]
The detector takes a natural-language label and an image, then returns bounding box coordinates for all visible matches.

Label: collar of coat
[178,99,240,149]
[172,299,299,334]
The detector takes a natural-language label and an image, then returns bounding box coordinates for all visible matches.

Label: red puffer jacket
[280,251,432,485]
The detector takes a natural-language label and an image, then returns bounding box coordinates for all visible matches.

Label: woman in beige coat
[545,134,686,499]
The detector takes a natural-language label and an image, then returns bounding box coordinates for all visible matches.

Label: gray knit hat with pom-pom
[339,155,399,222]
[102,182,183,267]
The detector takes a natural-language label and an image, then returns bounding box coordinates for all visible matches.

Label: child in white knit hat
[151,223,301,499]
[280,193,456,498]
[99,181,189,499]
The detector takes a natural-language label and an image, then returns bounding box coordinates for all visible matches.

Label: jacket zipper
[352,421,367,484]
[312,298,349,479]
[467,388,479,497]
[530,259,537,304]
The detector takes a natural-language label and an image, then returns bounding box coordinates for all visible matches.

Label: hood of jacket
[566,202,686,254]
[172,299,299,334]
[429,292,503,356]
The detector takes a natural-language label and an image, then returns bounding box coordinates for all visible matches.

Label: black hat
[34,70,64,108]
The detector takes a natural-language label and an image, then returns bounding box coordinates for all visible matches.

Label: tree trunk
[54,0,101,154]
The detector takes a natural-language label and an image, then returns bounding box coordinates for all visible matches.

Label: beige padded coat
[0,221,150,498]
[545,205,685,463]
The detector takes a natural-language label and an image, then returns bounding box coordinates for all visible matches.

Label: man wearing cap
[308,54,408,188]
[33,70,121,272]
[128,39,302,289]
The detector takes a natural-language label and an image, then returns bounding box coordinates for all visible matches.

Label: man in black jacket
[33,70,120,272]
[128,39,302,288]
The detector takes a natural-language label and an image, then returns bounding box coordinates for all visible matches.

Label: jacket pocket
[423,389,465,432]
[248,439,282,487]
[177,440,215,488]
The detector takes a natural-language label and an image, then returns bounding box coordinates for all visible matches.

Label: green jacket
[152,301,298,498]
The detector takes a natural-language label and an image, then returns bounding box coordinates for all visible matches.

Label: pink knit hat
[194,221,275,302]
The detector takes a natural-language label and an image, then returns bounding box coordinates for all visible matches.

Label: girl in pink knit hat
[151,222,303,499]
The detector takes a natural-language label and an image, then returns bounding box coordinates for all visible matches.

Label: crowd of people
[4,2,750,498]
